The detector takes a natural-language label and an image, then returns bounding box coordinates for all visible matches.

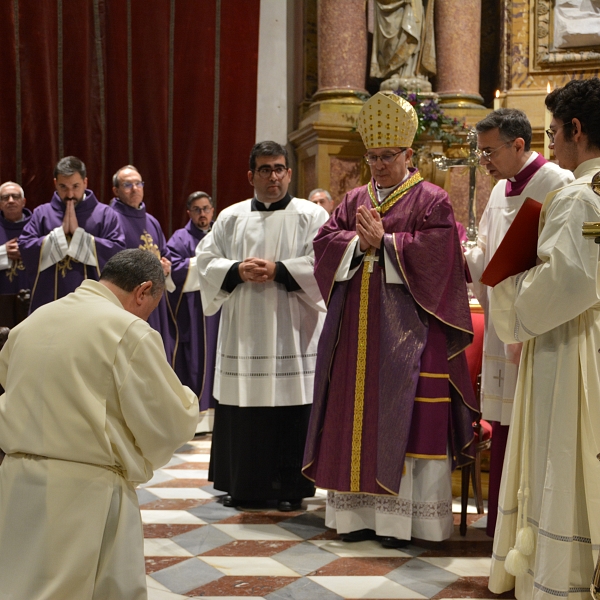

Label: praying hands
[356,205,384,251]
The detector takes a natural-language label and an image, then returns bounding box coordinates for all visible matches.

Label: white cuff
[0,244,9,270]
[165,273,176,293]
[384,249,404,284]
[335,236,362,282]
[40,227,69,271]
[182,257,200,293]
[67,227,97,267]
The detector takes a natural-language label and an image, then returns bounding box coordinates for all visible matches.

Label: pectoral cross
[493,369,504,388]
[364,251,377,273]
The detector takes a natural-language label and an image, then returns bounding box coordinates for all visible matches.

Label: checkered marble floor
[139,435,515,600]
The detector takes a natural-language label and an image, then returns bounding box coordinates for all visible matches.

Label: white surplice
[466,155,574,424]
[195,197,328,407]
[0,280,199,600]
[488,157,600,600]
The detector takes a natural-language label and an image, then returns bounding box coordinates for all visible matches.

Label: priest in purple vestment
[19,157,126,314]
[302,92,478,548]
[109,165,177,364]
[167,191,219,414]
[0,182,32,326]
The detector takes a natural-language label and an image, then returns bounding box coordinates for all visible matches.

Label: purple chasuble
[505,153,547,197]
[20,191,125,313]
[167,220,219,411]
[0,208,33,295]
[109,199,176,363]
[302,175,478,496]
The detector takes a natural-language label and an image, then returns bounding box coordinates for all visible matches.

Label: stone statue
[553,0,600,49]
[371,0,437,94]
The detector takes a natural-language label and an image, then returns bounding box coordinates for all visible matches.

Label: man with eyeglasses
[0,181,32,326]
[196,140,328,512]
[19,156,125,313]
[488,78,600,599]
[464,109,573,538]
[303,92,477,548]
[109,165,177,363]
[167,191,219,422]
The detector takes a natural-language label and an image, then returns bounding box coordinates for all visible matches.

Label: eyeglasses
[0,193,23,202]
[545,122,572,143]
[254,166,289,179]
[364,150,406,165]
[121,181,145,190]
[476,142,512,161]
[189,206,213,214]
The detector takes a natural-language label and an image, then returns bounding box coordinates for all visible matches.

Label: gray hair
[475,109,532,152]
[54,156,87,179]
[100,249,165,298]
[0,181,25,197]
[308,188,332,202]
[112,165,140,188]
[186,191,214,209]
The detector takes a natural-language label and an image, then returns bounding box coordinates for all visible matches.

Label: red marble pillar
[435,0,484,107]
[314,0,369,102]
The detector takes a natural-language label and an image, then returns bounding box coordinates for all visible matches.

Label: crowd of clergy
[1,76,600,600]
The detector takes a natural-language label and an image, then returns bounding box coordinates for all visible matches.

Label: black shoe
[277,499,302,512]
[221,495,238,508]
[339,528,378,542]
[379,536,410,549]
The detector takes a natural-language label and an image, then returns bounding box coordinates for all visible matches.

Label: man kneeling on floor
[0,249,199,600]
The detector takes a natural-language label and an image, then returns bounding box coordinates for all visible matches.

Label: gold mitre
[357,92,419,149]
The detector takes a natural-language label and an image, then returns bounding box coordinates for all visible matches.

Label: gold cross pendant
[364,250,377,273]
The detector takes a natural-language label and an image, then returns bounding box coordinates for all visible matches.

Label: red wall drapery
[0,0,260,235]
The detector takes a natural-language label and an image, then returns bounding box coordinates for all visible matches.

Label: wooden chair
[460,374,492,536]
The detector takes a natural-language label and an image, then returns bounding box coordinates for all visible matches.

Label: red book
[480,197,542,287]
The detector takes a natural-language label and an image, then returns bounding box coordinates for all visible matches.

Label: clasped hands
[6,238,21,261]
[357,206,384,252]
[62,199,79,235]
[238,257,276,283]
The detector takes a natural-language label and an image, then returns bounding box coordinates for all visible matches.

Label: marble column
[435,0,484,108]
[313,0,369,103]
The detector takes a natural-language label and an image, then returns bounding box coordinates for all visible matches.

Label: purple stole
[109,199,176,363]
[0,208,33,295]
[505,153,547,197]
[167,220,219,410]
[303,175,478,496]
[20,191,126,313]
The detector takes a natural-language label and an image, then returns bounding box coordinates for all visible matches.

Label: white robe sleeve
[334,236,363,282]
[196,229,238,316]
[464,203,489,306]
[491,186,600,343]
[0,244,9,270]
[115,327,199,471]
[279,209,329,312]
[39,226,69,271]
[182,256,200,293]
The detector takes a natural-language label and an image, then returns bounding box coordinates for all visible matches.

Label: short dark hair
[54,156,87,180]
[545,78,600,150]
[100,249,165,298]
[112,165,140,188]
[475,109,532,151]
[186,191,214,209]
[249,141,288,171]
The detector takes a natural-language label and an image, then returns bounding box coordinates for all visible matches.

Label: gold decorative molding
[531,0,600,71]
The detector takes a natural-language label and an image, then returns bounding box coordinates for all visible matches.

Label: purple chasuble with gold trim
[20,191,125,313]
[109,199,176,363]
[168,220,219,411]
[302,175,478,496]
